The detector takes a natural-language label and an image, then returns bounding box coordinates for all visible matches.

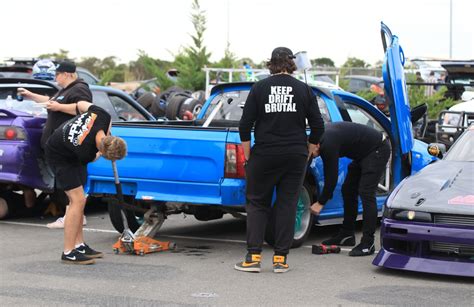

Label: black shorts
[47,158,88,191]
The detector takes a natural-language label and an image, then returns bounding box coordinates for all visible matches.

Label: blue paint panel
[382,23,414,155]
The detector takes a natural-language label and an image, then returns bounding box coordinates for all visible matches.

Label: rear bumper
[0,142,52,190]
[373,218,474,277]
[86,176,247,206]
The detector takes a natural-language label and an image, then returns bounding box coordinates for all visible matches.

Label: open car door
[381,22,414,183]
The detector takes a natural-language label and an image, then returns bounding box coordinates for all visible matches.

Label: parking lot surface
[1,211,473,306]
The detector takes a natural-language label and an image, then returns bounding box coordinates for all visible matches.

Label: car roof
[441,61,474,75]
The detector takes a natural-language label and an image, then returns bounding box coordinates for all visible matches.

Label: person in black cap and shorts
[18,61,92,228]
[235,47,325,273]
[310,121,391,256]
[46,101,127,264]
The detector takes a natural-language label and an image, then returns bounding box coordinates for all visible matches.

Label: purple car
[0,78,154,194]
[373,126,474,277]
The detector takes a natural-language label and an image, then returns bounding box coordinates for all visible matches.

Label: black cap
[56,61,76,73]
[271,47,296,61]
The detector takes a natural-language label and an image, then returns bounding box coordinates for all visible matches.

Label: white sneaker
[46,216,87,229]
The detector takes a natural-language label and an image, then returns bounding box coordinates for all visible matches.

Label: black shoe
[61,250,95,265]
[273,255,290,273]
[322,232,356,246]
[349,242,375,257]
[76,244,104,258]
[234,253,261,273]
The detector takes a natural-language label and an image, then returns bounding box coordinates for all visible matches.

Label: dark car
[0,58,100,85]
[0,78,154,194]
[343,75,388,115]
[441,61,474,101]
[373,126,474,277]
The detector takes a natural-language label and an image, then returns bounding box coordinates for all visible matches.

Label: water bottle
[5,95,13,109]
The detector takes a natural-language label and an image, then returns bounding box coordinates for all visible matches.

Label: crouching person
[45,101,127,265]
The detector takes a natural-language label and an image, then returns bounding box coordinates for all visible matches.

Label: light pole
[449,0,453,59]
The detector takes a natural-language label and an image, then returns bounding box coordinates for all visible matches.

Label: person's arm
[47,100,89,115]
[317,148,339,206]
[306,87,325,145]
[239,86,258,157]
[17,88,50,103]
[242,141,251,161]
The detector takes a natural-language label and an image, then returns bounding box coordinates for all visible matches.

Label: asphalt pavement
[0,210,473,306]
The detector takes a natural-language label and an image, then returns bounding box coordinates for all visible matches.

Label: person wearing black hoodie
[236,47,325,273]
[17,61,92,228]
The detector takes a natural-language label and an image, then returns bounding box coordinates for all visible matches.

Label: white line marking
[0,221,377,253]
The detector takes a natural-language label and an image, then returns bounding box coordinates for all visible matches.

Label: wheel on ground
[264,182,314,248]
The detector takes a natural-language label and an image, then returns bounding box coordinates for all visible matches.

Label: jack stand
[113,207,176,256]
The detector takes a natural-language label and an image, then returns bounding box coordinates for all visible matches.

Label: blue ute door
[381,22,414,183]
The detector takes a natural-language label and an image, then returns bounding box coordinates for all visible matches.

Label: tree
[38,49,71,61]
[311,57,335,67]
[174,0,211,90]
[342,57,370,68]
[133,51,175,90]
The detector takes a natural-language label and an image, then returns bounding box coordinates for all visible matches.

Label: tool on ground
[111,160,176,256]
[312,244,341,255]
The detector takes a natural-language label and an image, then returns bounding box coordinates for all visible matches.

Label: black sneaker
[349,242,375,257]
[322,232,356,246]
[234,253,261,273]
[76,244,104,258]
[61,250,95,265]
[273,255,290,273]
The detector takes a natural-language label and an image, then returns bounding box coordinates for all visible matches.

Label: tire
[107,198,143,233]
[136,92,156,109]
[150,97,166,117]
[179,98,203,119]
[264,182,314,248]
[159,86,184,102]
[165,95,187,120]
[191,90,206,103]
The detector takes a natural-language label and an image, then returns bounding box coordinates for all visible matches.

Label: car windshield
[203,90,249,121]
[0,98,47,117]
[444,129,474,161]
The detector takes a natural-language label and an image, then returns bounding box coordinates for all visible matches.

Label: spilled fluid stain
[171,245,212,257]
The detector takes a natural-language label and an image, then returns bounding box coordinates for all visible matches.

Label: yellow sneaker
[273,255,289,273]
[234,253,261,273]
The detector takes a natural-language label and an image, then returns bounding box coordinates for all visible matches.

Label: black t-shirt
[239,74,325,156]
[41,79,92,148]
[46,105,111,164]
[318,122,384,205]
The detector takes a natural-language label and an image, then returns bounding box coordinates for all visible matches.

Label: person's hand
[307,143,320,161]
[310,201,324,215]
[17,87,32,98]
[46,100,62,112]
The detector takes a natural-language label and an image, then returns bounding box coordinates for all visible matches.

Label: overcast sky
[2,0,473,66]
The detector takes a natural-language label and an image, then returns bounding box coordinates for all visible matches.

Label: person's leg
[64,186,87,253]
[245,154,279,254]
[341,161,361,234]
[357,142,391,244]
[235,153,280,273]
[272,155,307,256]
[322,162,360,246]
[350,142,390,256]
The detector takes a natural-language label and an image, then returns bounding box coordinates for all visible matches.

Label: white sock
[75,242,85,248]
[64,250,72,255]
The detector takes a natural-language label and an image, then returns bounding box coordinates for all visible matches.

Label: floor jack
[111,161,176,256]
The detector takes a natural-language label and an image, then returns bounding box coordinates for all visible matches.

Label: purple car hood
[390,161,474,215]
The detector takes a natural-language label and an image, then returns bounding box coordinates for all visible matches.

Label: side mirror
[427,143,446,158]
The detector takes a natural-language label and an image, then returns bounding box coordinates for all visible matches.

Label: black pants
[341,139,391,244]
[245,153,307,255]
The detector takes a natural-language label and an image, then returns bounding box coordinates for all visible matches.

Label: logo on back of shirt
[265,86,296,113]
[66,112,97,146]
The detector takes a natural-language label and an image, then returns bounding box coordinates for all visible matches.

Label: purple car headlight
[386,209,432,222]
